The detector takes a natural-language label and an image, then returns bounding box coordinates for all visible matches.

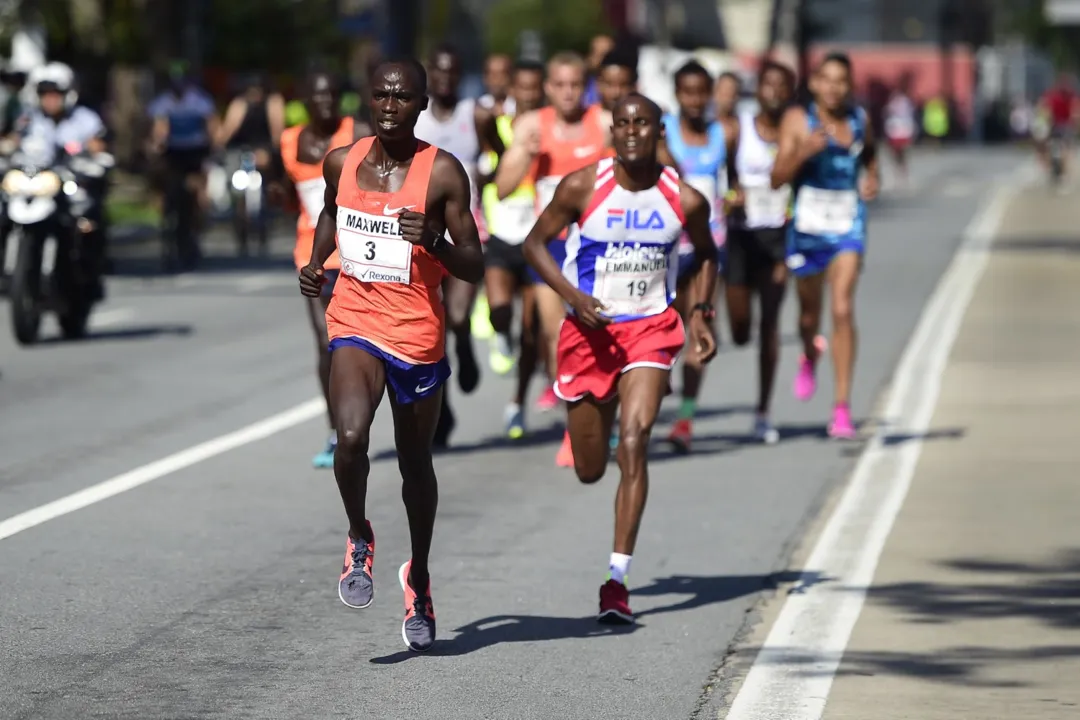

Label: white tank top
[413,97,479,206]
[563,158,684,323]
[734,111,791,230]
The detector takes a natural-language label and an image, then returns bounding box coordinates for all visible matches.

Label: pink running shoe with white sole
[828,403,857,439]
[536,386,559,413]
[793,335,828,401]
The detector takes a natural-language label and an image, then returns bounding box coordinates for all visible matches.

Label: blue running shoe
[313,434,337,469]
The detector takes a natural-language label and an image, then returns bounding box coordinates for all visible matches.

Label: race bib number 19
[592,247,668,317]
[336,208,412,283]
[794,186,858,236]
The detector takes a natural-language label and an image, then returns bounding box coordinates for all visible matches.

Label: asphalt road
[0,148,1026,720]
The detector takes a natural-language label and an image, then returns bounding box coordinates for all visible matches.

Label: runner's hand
[522,127,542,156]
[397,210,437,248]
[570,290,611,329]
[299,264,327,297]
[859,172,879,201]
[689,313,717,365]
[725,188,745,212]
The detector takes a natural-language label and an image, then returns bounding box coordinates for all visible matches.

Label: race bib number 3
[593,245,669,317]
[336,208,412,283]
[794,186,858,236]
[296,177,327,221]
[744,185,791,228]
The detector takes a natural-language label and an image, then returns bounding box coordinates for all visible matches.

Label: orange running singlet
[280,117,355,270]
[325,137,446,365]
[531,104,608,213]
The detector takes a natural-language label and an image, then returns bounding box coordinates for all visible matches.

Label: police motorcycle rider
[15,62,110,298]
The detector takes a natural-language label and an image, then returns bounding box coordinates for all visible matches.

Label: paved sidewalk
[824,179,1080,718]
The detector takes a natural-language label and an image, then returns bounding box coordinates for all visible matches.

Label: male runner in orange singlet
[494,51,609,465]
[280,70,363,469]
[299,58,483,653]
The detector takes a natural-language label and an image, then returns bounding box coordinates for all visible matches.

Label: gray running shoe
[398,561,436,652]
[338,525,375,609]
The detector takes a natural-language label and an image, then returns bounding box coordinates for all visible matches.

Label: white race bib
[794,186,858,236]
[296,177,327,221]
[336,207,413,283]
[491,194,536,245]
[592,246,669,317]
[686,175,718,221]
[744,185,791,228]
[536,176,561,213]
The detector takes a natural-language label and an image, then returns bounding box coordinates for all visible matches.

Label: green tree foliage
[206,0,347,73]
[484,0,609,59]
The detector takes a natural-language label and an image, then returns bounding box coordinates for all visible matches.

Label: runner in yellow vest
[476,59,545,439]
[923,96,949,142]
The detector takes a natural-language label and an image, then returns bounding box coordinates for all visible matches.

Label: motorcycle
[229,146,268,256]
[1,137,113,345]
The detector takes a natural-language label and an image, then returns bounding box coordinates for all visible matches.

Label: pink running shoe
[793,355,817,401]
[828,403,857,439]
[556,430,575,468]
[536,386,559,413]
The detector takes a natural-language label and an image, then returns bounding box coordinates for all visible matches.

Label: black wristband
[691,302,715,318]
[428,232,448,254]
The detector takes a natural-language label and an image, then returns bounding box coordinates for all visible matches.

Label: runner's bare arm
[858,110,880,200]
[770,106,811,188]
[474,104,502,186]
[680,182,718,307]
[429,151,485,284]
[724,115,743,207]
[522,169,590,303]
[306,146,348,269]
[494,110,539,199]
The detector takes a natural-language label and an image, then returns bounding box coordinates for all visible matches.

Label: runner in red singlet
[494,51,608,465]
[280,71,359,469]
[299,59,483,654]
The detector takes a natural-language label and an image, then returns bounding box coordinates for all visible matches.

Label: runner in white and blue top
[521,93,718,625]
[661,60,729,282]
[770,52,880,441]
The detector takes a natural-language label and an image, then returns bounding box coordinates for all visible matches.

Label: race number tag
[296,177,327,220]
[592,244,669,317]
[744,185,791,228]
[794,186,858,236]
[686,175,718,221]
[492,195,535,244]
[535,176,561,213]
[336,208,412,283]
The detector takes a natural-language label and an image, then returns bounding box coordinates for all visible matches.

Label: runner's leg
[613,368,668,556]
[329,346,386,609]
[444,275,480,394]
[826,251,860,437]
[755,259,788,417]
[793,272,825,401]
[566,396,620,485]
[329,347,386,541]
[307,291,337,466]
[485,261,517,373]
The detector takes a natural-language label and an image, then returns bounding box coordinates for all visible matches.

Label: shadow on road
[369,570,807,664]
[750,548,1080,686]
[37,323,194,345]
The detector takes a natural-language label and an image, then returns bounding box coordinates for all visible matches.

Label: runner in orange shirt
[299,58,483,653]
[280,70,364,469]
[494,51,608,464]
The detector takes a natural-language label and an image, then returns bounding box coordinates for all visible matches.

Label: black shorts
[485,236,532,285]
[724,226,787,286]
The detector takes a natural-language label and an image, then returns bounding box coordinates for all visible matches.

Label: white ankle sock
[609,553,632,585]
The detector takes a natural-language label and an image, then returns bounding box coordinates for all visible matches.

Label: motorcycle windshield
[16,135,57,169]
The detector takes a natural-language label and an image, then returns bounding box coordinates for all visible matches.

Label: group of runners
[284,43,878,652]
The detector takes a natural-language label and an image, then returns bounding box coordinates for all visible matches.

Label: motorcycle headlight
[29,171,61,197]
[231,170,250,191]
[2,169,27,194]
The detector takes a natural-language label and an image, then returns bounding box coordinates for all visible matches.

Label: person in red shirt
[1038,73,1079,178]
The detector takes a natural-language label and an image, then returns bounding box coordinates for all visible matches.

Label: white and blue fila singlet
[563,158,685,324]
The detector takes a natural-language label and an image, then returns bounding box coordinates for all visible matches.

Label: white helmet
[29,62,78,109]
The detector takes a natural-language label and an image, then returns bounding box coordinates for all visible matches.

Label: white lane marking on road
[237,274,280,293]
[724,173,1024,720]
[0,398,324,542]
[89,308,136,329]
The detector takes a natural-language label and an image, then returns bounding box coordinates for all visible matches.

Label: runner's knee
[619,418,653,458]
[832,297,854,326]
[490,304,513,334]
[336,419,372,459]
[575,459,607,485]
[731,321,751,346]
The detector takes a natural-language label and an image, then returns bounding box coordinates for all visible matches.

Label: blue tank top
[661,114,726,245]
[790,104,868,250]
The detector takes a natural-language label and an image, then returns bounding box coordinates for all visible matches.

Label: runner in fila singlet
[494,51,608,466]
[523,94,717,624]
[659,60,733,453]
[298,59,484,653]
[722,60,796,445]
[279,71,358,468]
[476,59,546,439]
[771,52,879,439]
[413,44,484,447]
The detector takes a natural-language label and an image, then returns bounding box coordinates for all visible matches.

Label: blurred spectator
[584,34,615,107]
